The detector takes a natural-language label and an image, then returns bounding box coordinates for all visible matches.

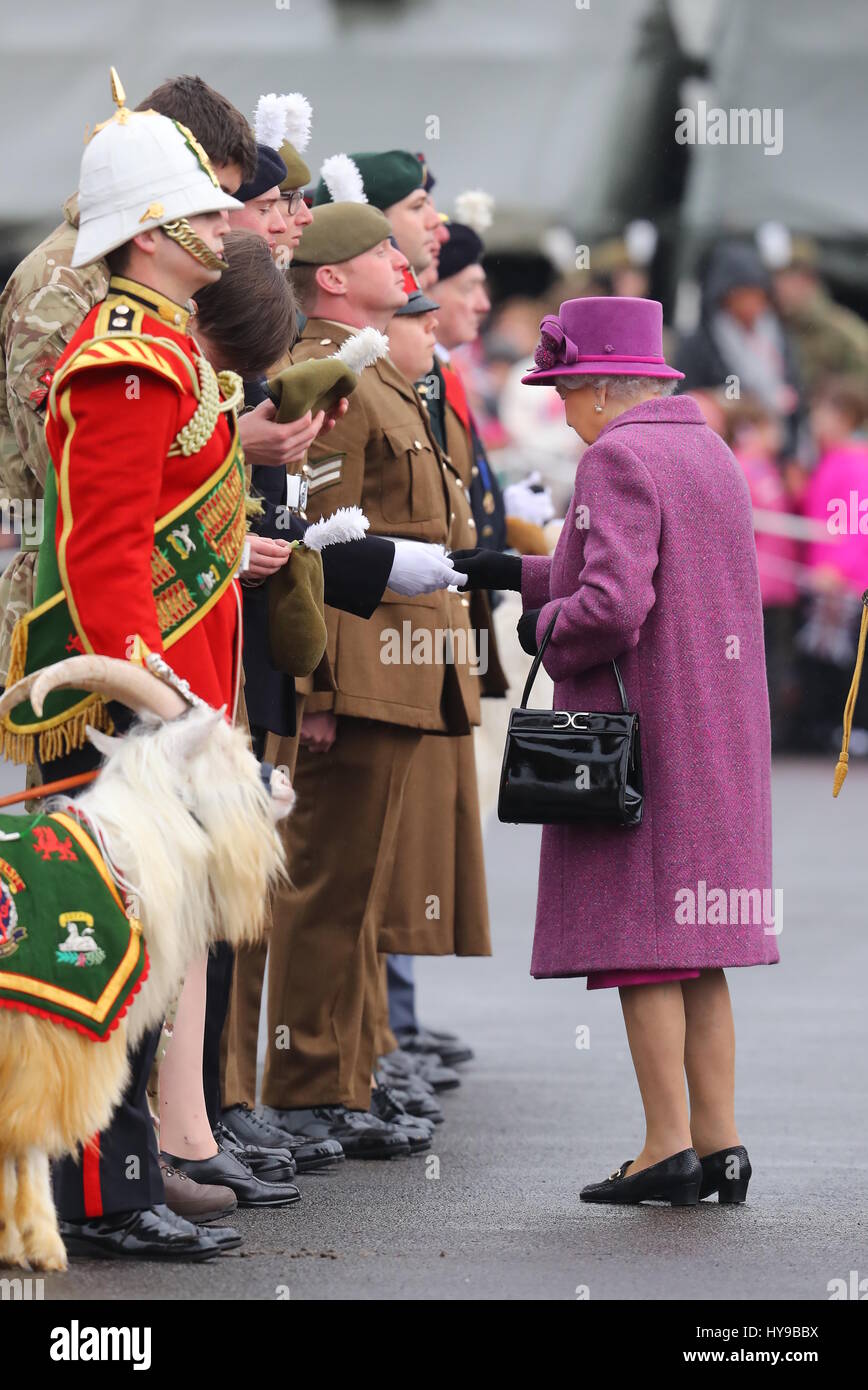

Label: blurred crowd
[454,223,868,755]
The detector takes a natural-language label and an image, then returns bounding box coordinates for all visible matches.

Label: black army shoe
[231,1102,346,1171]
[379,1048,461,1092]
[214,1122,297,1182]
[161,1145,301,1207]
[59,1204,223,1261]
[267,1104,411,1159]
[374,1071,444,1123]
[370,1084,434,1153]
[395,1027,474,1067]
[580,1148,702,1206]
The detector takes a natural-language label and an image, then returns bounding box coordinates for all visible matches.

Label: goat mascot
[0,653,291,1270]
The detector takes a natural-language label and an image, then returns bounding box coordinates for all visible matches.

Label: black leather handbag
[497,610,643,827]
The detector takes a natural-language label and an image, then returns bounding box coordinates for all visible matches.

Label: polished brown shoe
[160,1161,238,1224]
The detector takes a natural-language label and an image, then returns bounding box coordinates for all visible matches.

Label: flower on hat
[534,314,579,372]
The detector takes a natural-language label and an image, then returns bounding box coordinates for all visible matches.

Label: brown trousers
[378,732,491,957]
[261,717,421,1112]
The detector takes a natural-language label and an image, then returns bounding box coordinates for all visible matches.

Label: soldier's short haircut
[136,76,257,182]
[289,263,319,314]
[193,231,297,377]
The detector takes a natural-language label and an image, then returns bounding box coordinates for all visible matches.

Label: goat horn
[0,670,47,719]
[24,656,189,721]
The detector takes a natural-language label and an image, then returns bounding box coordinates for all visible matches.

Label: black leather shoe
[149,1203,241,1252]
[370,1084,433,1152]
[395,1028,473,1067]
[59,1204,222,1261]
[374,1072,444,1124]
[214,1122,297,1181]
[380,1049,461,1092]
[580,1148,702,1206]
[223,1102,344,1172]
[699,1145,751,1203]
[161,1146,301,1207]
[269,1105,411,1159]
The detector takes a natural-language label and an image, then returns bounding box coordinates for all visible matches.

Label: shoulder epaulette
[48,317,199,418]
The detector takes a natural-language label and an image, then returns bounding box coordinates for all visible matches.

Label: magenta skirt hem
[586,968,702,991]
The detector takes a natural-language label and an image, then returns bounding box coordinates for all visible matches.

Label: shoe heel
[717,1174,750,1204]
[669,1178,701,1207]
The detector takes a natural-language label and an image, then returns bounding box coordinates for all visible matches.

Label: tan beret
[279,140,311,192]
[293,202,393,265]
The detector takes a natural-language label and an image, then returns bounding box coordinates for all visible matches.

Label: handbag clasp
[554,711,590,728]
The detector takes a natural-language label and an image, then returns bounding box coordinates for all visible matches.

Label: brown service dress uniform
[262,318,476,1113]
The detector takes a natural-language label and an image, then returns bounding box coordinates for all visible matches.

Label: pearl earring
[594,403,603,413]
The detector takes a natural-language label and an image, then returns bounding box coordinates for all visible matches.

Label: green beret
[267,546,327,678]
[293,202,393,265]
[313,150,423,211]
[279,140,311,191]
[267,358,359,422]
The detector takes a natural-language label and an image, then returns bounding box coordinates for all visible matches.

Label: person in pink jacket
[455,298,777,1208]
[798,378,868,750]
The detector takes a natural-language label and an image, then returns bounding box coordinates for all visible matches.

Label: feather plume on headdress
[302,506,369,551]
[320,153,367,204]
[280,92,313,153]
[253,93,287,150]
[333,327,389,373]
[454,189,494,235]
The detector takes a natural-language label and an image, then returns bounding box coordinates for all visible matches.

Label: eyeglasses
[280,190,306,214]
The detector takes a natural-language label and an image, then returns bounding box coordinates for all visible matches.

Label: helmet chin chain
[161,218,228,271]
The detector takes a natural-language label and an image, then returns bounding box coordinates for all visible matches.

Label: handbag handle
[519,608,630,714]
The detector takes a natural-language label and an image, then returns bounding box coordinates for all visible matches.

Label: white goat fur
[0,706,288,1271]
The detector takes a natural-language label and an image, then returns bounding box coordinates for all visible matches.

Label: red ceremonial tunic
[44,276,241,710]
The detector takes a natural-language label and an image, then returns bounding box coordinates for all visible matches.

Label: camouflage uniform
[0,194,107,680]
[784,289,868,393]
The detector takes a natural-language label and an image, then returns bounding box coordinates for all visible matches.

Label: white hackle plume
[253,92,288,151]
[303,506,370,552]
[333,326,389,373]
[321,153,367,204]
[280,92,313,153]
[756,220,793,271]
[454,189,494,234]
[624,219,658,267]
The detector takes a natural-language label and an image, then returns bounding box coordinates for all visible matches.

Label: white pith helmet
[72,67,242,269]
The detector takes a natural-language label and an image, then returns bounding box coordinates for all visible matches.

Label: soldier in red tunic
[0,74,269,1261]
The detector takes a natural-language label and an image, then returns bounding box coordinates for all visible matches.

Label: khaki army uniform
[784,289,868,393]
[0,196,107,681]
[378,413,492,960]
[262,318,479,1113]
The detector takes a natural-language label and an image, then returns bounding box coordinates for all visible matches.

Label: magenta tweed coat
[521,395,779,978]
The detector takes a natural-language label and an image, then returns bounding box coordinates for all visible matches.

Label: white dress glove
[386,540,464,596]
[503,471,556,527]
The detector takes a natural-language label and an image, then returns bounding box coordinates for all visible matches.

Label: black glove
[517,608,542,656]
[449,548,522,592]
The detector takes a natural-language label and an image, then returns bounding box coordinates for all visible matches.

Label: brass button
[319,338,332,346]
[413,439,423,450]
[468,518,476,528]
[472,465,479,477]
[461,597,470,607]
[114,303,131,315]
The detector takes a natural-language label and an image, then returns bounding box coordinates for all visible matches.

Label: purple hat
[522,296,683,384]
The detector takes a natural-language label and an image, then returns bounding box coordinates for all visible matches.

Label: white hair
[554,374,678,399]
